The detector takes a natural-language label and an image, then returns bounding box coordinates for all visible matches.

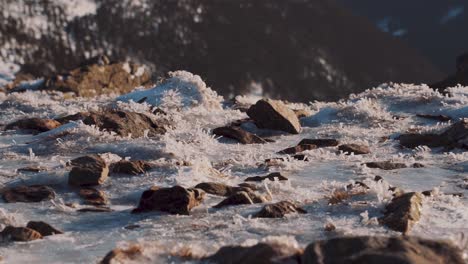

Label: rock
[213,126,267,144]
[338,144,370,155]
[301,236,464,264]
[413,163,425,168]
[77,207,113,213]
[278,144,316,155]
[132,186,205,215]
[2,185,55,203]
[0,226,42,242]
[247,99,301,134]
[68,155,109,186]
[100,245,147,264]
[79,188,108,206]
[297,138,339,148]
[5,118,61,133]
[416,114,451,122]
[293,108,313,118]
[194,182,250,197]
[245,172,288,182]
[398,133,446,148]
[205,242,301,264]
[324,223,336,232]
[17,166,47,173]
[431,53,468,92]
[364,161,407,170]
[214,191,269,208]
[399,120,468,149]
[440,120,468,146]
[254,201,307,218]
[380,192,423,233]
[110,160,152,175]
[26,221,63,236]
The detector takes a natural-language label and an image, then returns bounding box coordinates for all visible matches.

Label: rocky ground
[0,58,467,263]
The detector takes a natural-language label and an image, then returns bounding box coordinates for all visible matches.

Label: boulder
[364,161,407,170]
[297,138,339,148]
[100,245,147,264]
[194,182,250,197]
[247,99,301,134]
[26,221,63,236]
[278,144,316,155]
[79,187,108,206]
[301,236,464,264]
[380,192,423,233]
[2,185,55,203]
[132,186,205,215]
[245,172,288,182]
[0,226,42,242]
[254,201,307,218]
[214,191,269,208]
[5,118,61,134]
[338,144,370,155]
[213,126,267,144]
[110,160,152,175]
[68,154,109,186]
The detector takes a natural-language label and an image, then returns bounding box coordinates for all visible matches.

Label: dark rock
[26,221,63,236]
[297,138,339,148]
[398,133,446,148]
[0,226,42,242]
[278,144,316,155]
[2,185,55,203]
[380,192,423,233]
[265,155,309,163]
[422,190,463,198]
[413,163,425,168]
[431,53,468,92]
[77,207,113,213]
[68,155,109,186]
[79,187,108,206]
[213,126,267,144]
[214,191,269,208]
[194,182,250,197]
[245,172,288,182]
[416,114,451,122]
[365,161,407,170]
[238,183,258,190]
[5,118,61,133]
[100,245,147,264]
[247,99,301,134]
[132,186,205,215]
[440,120,468,145]
[205,242,301,264]
[301,236,464,264]
[17,166,46,173]
[254,201,306,218]
[110,160,152,175]
[399,120,468,149]
[324,223,336,232]
[338,144,370,155]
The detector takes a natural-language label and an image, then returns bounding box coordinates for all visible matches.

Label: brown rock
[194,182,250,197]
[214,191,269,208]
[213,126,267,144]
[0,226,42,241]
[278,144,316,155]
[132,186,205,215]
[26,221,63,236]
[254,201,306,218]
[100,245,147,264]
[245,172,288,182]
[302,236,464,264]
[365,161,407,170]
[110,160,152,175]
[338,144,370,155]
[247,99,301,134]
[5,118,61,133]
[79,187,108,206]
[68,155,109,186]
[398,133,447,148]
[380,192,423,233]
[297,138,339,148]
[324,223,336,232]
[2,185,55,203]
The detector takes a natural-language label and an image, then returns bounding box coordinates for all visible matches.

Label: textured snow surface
[0,78,467,263]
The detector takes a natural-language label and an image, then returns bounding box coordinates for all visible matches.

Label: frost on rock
[117,71,223,110]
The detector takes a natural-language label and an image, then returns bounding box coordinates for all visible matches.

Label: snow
[0,79,467,263]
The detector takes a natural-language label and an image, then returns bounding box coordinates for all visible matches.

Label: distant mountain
[0,0,443,102]
[339,0,468,74]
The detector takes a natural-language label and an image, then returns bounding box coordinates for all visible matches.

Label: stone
[338,144,370,155]
[245,172,288,182]
[278,144,316,155]
[297,138,339,148]
[26,221,63,236]
[412,163,425,168]
[247,99,301,134]
[17,166,46,173]
[0,226,42,242]
[77,207,113,213]
[214,191,269,208]
[79,187,108,206]
[194,182,250,197]
[5,118,61,133]
[440,120,468,145]
[2,185,55,203]
[399,120,468,149]
[100,245,147,264]
[254,201,307,218]
[416,114,451,122]
[132,186,205,215]
[293,108,313,118]
[110,160,152,175]
[398,133,446,148]
[68,155,109,186]
[364,161,407,170]
[301,236,464,264]
[380,192,423,233]
[213,126,267,144]
[324,223,336,232]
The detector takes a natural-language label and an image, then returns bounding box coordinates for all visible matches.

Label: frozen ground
[0,72,467,263]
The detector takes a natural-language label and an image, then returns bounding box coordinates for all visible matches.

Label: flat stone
[278,144,316,155]
[380,192,423,233]
[5,118,61,134]
[68,154,109,186]
[2,185,55,203]
[79,187,108,206]
[245,172,288,182]
[338,144,370,155]
[110,160,152,175]
[132,186,205,215]
[194,182,250,197]
[297,138,339,148]
[26,221,63,236]
[254,201,307,218]
[0,226,42,242]
[365,161,407,170]
[247,99,301,134]
[213,126,267,144]
[214,191,269,208]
